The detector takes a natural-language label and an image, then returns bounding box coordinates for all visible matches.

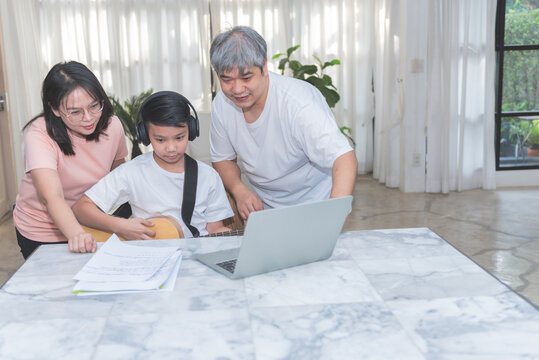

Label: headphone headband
[135,91,200,145]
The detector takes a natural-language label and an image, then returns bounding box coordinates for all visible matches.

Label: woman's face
[51,87,103,138]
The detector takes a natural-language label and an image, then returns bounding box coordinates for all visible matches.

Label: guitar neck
[202,228,244,238]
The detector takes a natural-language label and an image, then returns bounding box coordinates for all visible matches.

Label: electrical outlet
[412,153,422,167]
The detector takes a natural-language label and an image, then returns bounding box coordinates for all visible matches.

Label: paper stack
[72,234,182,296]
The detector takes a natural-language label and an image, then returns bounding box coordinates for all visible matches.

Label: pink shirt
[13,116,128,242]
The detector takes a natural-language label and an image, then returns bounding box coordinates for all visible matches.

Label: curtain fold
[0,0,43,183]
[39,0,212,110]
[372,0,404,188]
[425,0,496,192]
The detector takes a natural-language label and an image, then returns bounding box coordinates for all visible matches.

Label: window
[495,0,539,169]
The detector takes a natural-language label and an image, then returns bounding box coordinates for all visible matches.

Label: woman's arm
[30,168,96,253]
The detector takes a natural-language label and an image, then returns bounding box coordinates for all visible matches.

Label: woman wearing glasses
[13,61,128,259]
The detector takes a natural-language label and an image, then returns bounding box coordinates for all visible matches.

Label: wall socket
[412,153,422,167]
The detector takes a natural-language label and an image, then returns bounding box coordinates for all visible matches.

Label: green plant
[526,119,539,149]
[272,45,355,146]
[109,89,153,159]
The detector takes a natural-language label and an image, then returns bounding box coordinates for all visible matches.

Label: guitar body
[82,217,184,242]
[82,216,245,242]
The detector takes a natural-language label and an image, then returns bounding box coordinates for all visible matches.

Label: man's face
[218,61,269,113]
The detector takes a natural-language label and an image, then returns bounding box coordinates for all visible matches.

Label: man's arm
[330,150,358,198]
[212,160,263,220]
[73,195,157,240]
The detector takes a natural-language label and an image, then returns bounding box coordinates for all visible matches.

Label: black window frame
[495,0,539,170]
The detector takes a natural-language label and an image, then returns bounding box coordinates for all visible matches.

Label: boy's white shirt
[85,152,233,237]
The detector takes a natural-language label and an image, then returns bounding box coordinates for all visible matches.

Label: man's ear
[262,59,268,75]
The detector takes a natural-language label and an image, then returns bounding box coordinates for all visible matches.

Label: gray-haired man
[210,26,357,220]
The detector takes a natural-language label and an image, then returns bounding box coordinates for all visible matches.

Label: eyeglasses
[59,100,104,122]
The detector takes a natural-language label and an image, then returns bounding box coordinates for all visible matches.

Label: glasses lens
[89,101,104,114]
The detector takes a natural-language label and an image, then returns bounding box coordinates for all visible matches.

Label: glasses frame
[59,100,104,122]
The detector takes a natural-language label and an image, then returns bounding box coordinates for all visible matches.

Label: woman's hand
[68,232,97,253]
[116,218,156,240]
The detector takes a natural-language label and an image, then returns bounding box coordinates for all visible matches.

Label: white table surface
[1,228,538,360]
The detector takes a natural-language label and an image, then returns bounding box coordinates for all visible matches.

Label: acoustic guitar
[82,216,244,242]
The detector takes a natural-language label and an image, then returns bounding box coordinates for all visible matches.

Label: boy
[73,91,233,240]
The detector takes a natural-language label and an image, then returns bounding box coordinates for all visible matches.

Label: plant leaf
[324,59,341,67]
[272,52,285,60]
[286,44,301,57]
[278,58,288,72]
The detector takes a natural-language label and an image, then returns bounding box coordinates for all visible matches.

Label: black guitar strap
[181,154,200,237]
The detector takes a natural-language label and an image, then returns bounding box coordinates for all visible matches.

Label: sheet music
[72,234,182,295]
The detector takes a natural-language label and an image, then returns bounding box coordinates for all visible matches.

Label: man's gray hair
[210,26,267,75]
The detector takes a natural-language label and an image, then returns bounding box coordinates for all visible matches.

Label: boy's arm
[73,195,157,240]
[206,220,231,235]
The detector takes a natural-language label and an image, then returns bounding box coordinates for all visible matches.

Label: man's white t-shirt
[85,152,233,237]
[210,71,353,208]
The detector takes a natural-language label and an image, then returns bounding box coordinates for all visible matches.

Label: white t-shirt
[85,152,233,237]
[210,71,353,208]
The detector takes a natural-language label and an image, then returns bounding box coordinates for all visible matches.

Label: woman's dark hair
[24,61,114,156]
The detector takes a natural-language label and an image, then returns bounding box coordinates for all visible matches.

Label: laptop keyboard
[216,259,237,273]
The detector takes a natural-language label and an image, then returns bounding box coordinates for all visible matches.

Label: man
[210,26,357,220]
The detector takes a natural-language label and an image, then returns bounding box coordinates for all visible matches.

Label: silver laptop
[195,196,353,279]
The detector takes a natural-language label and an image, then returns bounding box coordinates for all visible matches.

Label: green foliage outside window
[502,2,539,112]
[526,120,539,149]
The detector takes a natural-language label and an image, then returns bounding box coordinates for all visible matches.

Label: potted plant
[272,45,354,146]
[109,89,153,159]
[526,119,539,157]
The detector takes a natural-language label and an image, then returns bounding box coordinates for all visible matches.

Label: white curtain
[0,0,43,181]
[39,0,212,110]
[425,0,496,192]
[372,0,496,192]
[372,0,404,188]
[1,0,497,193]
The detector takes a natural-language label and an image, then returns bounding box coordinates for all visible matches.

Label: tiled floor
[1,175,538,307]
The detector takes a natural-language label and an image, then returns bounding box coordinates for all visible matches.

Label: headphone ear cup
[188,114,199,141]
[137,119,150,146]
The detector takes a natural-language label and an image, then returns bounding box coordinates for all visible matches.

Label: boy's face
[148,123,189,172]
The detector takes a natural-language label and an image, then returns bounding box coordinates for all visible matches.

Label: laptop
[195,196,353,279]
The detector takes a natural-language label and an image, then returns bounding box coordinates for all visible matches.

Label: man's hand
[116,218,156,240]
[68,232,97,253]
[234,188,264,220]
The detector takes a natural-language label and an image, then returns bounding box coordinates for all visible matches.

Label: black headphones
[135,90,200,146]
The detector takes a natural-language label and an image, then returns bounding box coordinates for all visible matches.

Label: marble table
[1,228,538,359]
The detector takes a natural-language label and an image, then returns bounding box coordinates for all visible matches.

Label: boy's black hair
[136,91,199,145]
[139,92,191,128]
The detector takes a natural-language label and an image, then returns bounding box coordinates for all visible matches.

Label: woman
[13,61,128,259]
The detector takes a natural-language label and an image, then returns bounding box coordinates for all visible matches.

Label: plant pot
[527,148,539,157]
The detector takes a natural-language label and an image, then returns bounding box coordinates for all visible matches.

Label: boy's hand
[117,218,156,240]
[68,232,97,253]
